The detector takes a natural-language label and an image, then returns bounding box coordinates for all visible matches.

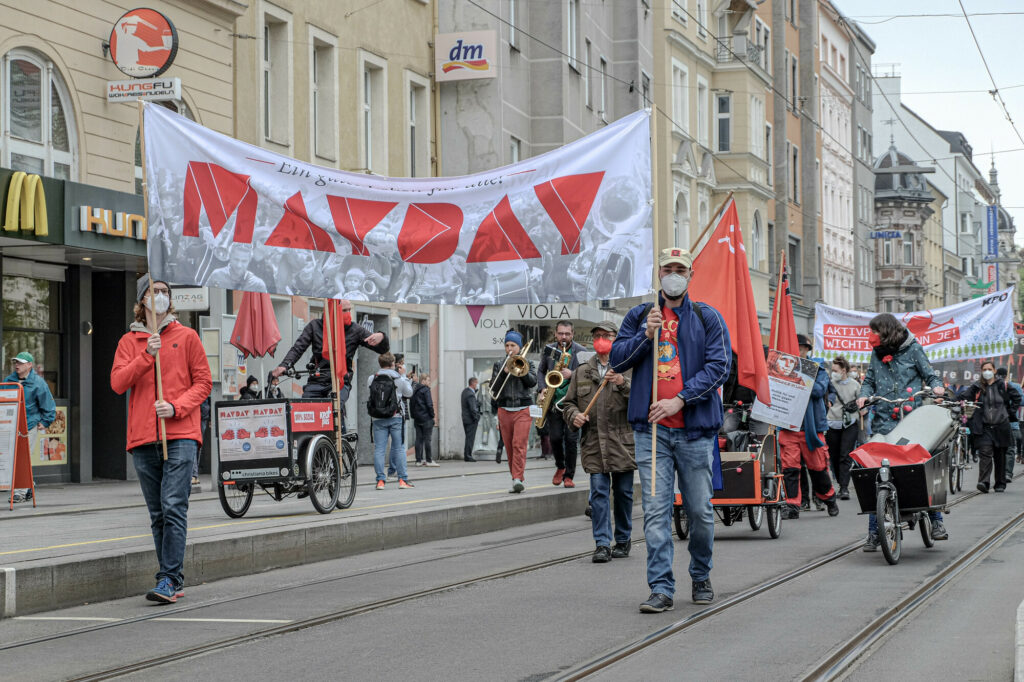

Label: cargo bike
[674,402,787,541]
[847,390,955,565]
[215,388,357,518]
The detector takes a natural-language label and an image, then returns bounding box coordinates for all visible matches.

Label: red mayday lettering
[265,192,336,252]
[533,172,604,255]
[183,162,257,243]
[466,195,541,262]
[397,203,463,263]
[326,196,397,255]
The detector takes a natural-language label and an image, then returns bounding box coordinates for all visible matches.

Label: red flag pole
[689,192,735,254]
[323,300,343,454]
[770,250,786,350]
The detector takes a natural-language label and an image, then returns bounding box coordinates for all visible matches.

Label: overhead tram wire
[462,0,867,237]
[957,0,1024,150]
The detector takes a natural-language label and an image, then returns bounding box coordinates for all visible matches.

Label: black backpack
[367,373,400,418]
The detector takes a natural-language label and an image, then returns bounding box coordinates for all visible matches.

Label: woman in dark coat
[410,373,437,466]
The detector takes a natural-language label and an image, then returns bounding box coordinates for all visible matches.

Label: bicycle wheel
[766,506,782,538]
[308,439,341,514]
[218,481,253,518]
[674,505,689,540]
[335,439,358,509]
[955,463,964,493]
[747,505,763,530]
[920,513,935,548]
[876,487,901,565]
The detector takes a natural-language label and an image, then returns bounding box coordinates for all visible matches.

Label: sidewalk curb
[1016,598,1024,682]
[0,487,590,618]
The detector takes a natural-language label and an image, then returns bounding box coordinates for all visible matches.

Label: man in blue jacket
[611,247,730,613]
[779,336,839,519]
[5,351,56,502]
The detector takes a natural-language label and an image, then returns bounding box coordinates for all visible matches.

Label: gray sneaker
[639,593,674,613]
[692,579,714,605]
[863,532,880,552]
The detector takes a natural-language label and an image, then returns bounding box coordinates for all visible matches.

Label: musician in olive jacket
[561,321,634,563]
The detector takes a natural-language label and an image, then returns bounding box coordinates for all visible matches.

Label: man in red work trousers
[780,335,839,519]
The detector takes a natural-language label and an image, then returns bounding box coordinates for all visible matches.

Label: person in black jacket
[411,373,437,466]
[273,300,388,419]
[537,321,587,488]
[461,378,481,462]
[493,330,538,493]
[958,360,1021,492]
[239,375,260,400]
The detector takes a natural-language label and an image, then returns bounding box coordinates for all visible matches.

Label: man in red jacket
[111,274,212,604]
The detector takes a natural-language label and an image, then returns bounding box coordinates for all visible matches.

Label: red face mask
[593,337,613,355]
[342,312,352,326]
[867,332,881,348]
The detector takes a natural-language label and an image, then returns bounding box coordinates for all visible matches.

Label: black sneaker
[839,488,850,500]
[692,579,714,605]
[826,497,839,517]
[639,593,674,613]
[611,542,631,558]
[800,499,811,511]
[930,519,948,540]
[584,504,592,518]
[592,546,611,563]
[783,505,800,520]
[812,497,825,512]
[994,485,1006,493]
[977,482,990,493]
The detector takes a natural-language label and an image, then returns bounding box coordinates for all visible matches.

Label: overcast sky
[843,0,1024,244]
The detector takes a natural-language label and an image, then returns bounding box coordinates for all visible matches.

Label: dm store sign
[435,31,497,82]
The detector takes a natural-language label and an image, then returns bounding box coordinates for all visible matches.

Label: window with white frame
[406,72,429,177]
[359,51,387,173]
[641,72,651,108]
[567,0,579,71]
[697,78,708,147]
[671,0,687,25]
[509,0,518,49]
[696,0,707,37]
[310,29,337,162]
[599,57,608,121]
[584,39,592,109]
[883,239,893,264]
[671,60,689,135]
[510,135,522,164]
[750,95,765,158]
[790,54,798,105]
[716,94,731,152]
[765,123,773,185]
[2,50,77,180]
[752,211,763,270]
[263,6,291,145]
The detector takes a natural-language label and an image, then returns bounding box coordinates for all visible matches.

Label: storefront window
[3,276,62,398]
[2,50,77,180]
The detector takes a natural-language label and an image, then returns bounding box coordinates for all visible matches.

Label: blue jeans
[132,439,197,588]
[868,510,943,534]
[373,416,408,482]
[636,428,715,595]
[590,471,634,547]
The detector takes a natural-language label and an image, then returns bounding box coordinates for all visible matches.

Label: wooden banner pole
[139,101,169,461]
[649,107,660,497]
[323,301,343,458]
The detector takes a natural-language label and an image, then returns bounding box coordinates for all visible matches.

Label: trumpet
[490,339,534,401]
[536,344,571,429]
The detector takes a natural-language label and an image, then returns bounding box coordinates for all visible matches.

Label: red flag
[230,291,281,358]
[688,198,771,405]
[322,299,347,387]
[769,251,799,356]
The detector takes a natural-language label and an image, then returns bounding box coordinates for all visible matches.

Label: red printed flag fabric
[322,299,347,386]
[143,103,653,304]
[688,198,771,405]
[769,252,799,356]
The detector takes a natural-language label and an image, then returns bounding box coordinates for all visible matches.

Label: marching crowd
[89,249,1020,609]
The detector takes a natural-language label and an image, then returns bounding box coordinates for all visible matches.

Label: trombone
[490,339,534,401]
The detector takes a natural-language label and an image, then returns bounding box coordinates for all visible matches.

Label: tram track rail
[556,477,1005,680]
[4,473,1006,680]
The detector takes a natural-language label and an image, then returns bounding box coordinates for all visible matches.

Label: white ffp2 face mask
[982,370,995,381]
[145,293,170,315]
[661,273,688,298]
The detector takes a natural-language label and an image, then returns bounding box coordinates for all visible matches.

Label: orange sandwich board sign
[0,383,36,509]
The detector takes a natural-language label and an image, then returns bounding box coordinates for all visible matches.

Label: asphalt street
[1,476,1020,681]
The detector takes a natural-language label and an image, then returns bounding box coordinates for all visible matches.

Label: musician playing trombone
[561,321,634,564]
[537,321,587,488]
[492,330,537,493]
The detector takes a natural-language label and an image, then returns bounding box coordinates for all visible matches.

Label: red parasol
[230,291,282,358]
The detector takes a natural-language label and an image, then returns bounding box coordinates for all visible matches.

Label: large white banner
[813,288,1016,364]
[143,104,653,304]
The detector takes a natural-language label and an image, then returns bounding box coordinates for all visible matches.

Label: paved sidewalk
[0,453,589,616]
